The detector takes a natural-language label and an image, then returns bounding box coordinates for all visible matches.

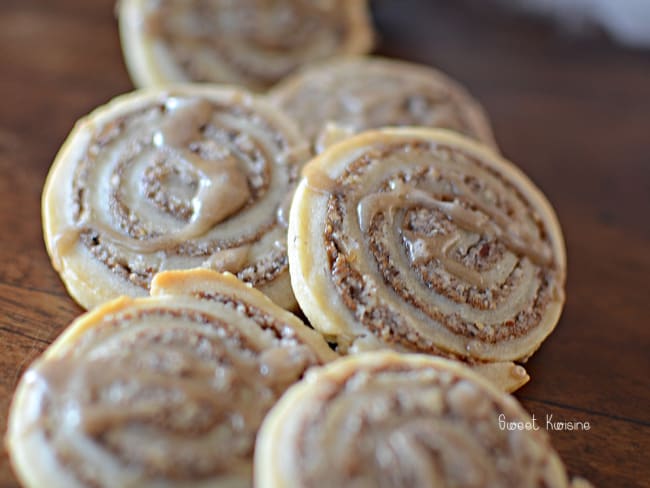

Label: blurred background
[491,0,650,48]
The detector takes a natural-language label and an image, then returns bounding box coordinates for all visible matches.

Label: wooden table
[1,0,648,486]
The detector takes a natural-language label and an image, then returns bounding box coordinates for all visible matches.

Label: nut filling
[72,102,280,280]
[8,269,336,488]
[44,88,309,309]
[35,308,320,485]
[259,355,582,488]
[270,57,497,151]
[290,131,566,375]
[132,0,373,90]
[323,142,562,353]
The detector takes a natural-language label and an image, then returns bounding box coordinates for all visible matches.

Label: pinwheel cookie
[43,85,309,310]
[288,128,566,391]
[269,57,497,152]
[256,352,591,488]
[119,0,374,91]
[7,269,336,488]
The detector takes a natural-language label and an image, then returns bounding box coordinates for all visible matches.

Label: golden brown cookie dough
[256,352,591,488]
[119,0,374,91]
[269,57,497,152]
[7,269,336,488]
[43,85,309,310]
[287,128,566,391]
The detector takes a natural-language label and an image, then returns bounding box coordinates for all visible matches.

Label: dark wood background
[1,0,648,486]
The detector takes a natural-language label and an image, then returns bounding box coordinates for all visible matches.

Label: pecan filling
[33,305,320,486]
[56,96,299,290]
[292,363,566,488]
[318,142,562,350]
[150,0,356,89]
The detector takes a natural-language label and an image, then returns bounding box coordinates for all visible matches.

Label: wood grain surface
[1,0,649,486]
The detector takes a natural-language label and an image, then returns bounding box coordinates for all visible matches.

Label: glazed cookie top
[42,85,309,310]
[256,352,589,488]
[119,0,374,91]
[288,129,565,369]
[269,57,497,152]
[7,269,336,488]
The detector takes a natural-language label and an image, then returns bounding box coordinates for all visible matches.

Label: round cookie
[119,0,374,91]
[256,352,591,488]
[7,269,336,488]
[43,85,309,310]
[269,56,497,152]
[287,128,566,391]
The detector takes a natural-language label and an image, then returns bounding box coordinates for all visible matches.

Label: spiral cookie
[256,352,590,488]
[269,57,497,152]
[288,128,566,391]
[43,85,310,310]
[7,269,336,488]
[119,0,374,91]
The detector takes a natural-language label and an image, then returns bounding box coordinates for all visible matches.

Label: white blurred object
[506,0,650,48]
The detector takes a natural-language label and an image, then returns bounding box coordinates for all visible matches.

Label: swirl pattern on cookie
[43,85,309,310]
[119,0,374,90]
[7,269,336,488]
[256,352,590,488]
[287,129,566,391]
[269,57,497,152]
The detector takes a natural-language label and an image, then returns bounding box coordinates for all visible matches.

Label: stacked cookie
[8,1,589,487]
[7,270,335,487]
